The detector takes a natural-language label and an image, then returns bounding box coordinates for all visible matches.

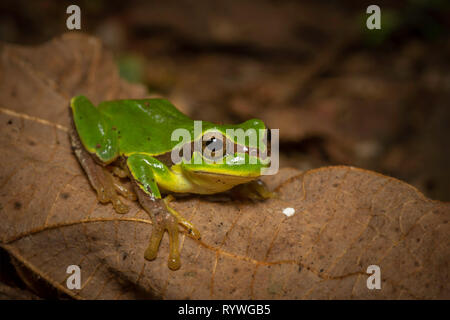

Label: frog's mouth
[182,169,260,194]
[181,159,269,180]
[189,169,261,179]
[177,147,271,193]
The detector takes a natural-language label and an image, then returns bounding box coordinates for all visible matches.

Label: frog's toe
[112,166,128,178]
[144,211,181,270]
[97,188,129,214]
[111,197,129,214]
[95,167,130,214]
[112,176,137,201]
[166,215,181,270]
[163,195,201,240]
[96,187,110,203]
[144,222,164,261]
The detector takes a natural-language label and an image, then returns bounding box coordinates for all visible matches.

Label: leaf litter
[0,33,448,299]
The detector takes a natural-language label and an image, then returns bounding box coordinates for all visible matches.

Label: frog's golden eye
[205,137,220,151]
[202,134,225,160]
[204,136,222,152]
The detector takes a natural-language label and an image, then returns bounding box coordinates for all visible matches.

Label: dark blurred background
[1,0,449,201]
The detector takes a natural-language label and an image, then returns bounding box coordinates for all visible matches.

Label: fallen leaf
[0,282,40,300]
[0,33,448,299]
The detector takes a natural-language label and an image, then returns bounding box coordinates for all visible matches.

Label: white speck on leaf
[282,207,295,217]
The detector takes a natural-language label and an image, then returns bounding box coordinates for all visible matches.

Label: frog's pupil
[206,138,216,147]
[205,137,223,154]
[206,138,217,152]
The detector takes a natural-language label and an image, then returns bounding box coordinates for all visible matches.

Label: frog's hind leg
[69,96,129,213]
[69,127,129,214]
[126,153,201,270]
[110,173,137,201]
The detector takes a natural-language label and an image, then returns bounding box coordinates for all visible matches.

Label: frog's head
[178,119,271,192]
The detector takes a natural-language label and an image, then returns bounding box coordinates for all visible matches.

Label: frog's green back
[71,96,267,161]
[98,98,199,155]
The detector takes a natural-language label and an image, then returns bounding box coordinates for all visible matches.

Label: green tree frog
[70,96,274,270]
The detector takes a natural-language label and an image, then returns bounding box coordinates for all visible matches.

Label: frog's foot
[145,196,201,270]
[163,195,201,240]
[112,165,128,178]
[94,166,130,214]
[133,187,201,270]
[110,173,137,201]
[145,205,181,270]
[133,188,182,270]
[70,128,129,214]
[231,179,276,201]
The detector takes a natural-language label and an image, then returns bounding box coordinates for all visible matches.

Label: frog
[69,95,274,270]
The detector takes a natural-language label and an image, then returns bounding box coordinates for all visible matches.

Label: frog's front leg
[127,153,200,270]
[133,187,181,270]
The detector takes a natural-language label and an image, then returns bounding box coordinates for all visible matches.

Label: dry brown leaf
[0,282,40,300]
[0,33,449,300]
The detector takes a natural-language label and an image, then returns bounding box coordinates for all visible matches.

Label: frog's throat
[180,169,259,194]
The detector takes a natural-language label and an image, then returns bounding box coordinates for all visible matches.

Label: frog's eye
[205,137,217,149]
[202,134,225,160]
[203,135,223,153]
